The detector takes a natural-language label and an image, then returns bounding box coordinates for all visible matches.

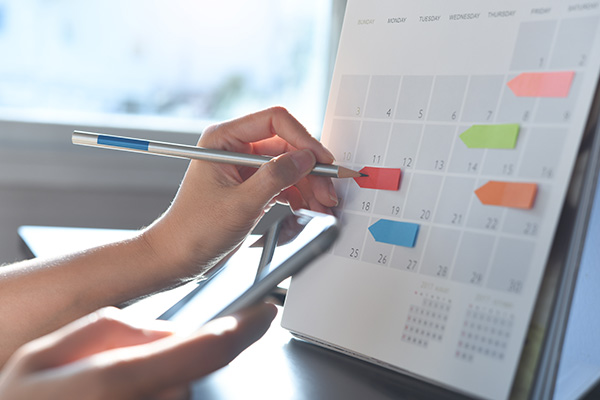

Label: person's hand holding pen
[0,107,339,399]
[142,106,340,279]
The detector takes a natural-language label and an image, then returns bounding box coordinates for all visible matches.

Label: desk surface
[18,224,600,399]
[18,225,464,400]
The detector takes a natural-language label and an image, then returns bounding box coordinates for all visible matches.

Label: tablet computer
[158,209,339,336]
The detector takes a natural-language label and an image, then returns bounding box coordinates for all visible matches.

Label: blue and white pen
[72,131,365,179]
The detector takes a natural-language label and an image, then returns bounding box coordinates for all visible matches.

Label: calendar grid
[397,75,441,274]
[352,75,374,263]
[474,72,510,289]
[328,66,573,291]
[321,11,600,291]
[284,5,600,399]
[418,74,472,278]
[372,75,406,267]
[440,75,474,281]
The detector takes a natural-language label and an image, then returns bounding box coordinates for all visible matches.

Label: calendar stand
[282,2,600,399]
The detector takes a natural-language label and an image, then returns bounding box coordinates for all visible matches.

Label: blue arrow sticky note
[368,219,420,248]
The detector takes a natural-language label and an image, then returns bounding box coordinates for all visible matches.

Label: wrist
[140,214,217,282]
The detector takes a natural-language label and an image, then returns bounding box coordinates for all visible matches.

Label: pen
[72,131,366,179]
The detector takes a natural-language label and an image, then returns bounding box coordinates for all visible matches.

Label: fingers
[304,175,339,210]
[17,307,174,371]
[237,151,338,214]
[144,107,337,277]
[100,303,277,398]
[237,149,317,210]
[194,107,338,215]
[7,304,276,399]
[274,186,307,210]
[201,107,335,164]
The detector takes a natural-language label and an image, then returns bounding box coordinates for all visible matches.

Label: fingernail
[203,316,238,336]
[328,181,339,206]
[142,329,174,340]
[323,147,336,163]
[290,149,316,175]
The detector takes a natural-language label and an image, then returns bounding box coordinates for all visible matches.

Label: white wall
[0,116,199,263]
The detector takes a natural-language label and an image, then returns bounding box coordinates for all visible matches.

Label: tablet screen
[159,210,338,335]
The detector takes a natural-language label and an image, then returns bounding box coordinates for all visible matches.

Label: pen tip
[360,173,369,177]
[337,166,366,179]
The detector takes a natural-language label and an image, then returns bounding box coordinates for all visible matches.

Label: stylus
[72,130,366,179]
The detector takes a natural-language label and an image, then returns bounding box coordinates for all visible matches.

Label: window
[0,0,338,133]
[0,5,5,33]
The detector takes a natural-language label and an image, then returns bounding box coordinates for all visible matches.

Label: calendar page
[282,1,600,399]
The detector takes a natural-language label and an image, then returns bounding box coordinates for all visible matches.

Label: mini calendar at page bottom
[282,1,600,399]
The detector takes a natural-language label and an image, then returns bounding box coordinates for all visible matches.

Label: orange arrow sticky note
[353,167,402,191]
[507,71,575,98]
[475,181,538,209]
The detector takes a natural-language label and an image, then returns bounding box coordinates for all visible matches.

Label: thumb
[242,149,316,207]
[18,308,173,370]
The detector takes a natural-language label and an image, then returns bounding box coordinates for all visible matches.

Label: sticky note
[507,71,575,98]
[475,181,538,209]
[368,219,420,248]
[354,167,402,190]
[460,124,520,149]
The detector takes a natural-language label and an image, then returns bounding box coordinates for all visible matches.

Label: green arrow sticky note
[460,124,520,149]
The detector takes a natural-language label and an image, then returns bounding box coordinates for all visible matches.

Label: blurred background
[0,0,340,130]
[0,0,347,263]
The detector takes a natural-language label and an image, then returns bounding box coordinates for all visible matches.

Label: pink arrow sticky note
[353,167,402,191]
[507,71,575,98]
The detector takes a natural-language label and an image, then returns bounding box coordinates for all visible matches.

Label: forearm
[0,232,191,366]
[0,107,336,369]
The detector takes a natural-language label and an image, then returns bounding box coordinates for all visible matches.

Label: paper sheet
[283,2,600,399]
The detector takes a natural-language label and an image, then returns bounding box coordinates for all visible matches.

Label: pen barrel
[310,164,339,177]
[73,131,341,177]
[150,142,339,177]
[149,142,272,169]
[73,130,272,167]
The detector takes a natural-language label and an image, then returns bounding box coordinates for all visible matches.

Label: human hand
[144,107,338,277]
[0,304,277,400]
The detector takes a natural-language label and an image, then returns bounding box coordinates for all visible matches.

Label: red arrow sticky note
[353,167,402,190]
[475,181,538,209]
[507,71,575,98]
